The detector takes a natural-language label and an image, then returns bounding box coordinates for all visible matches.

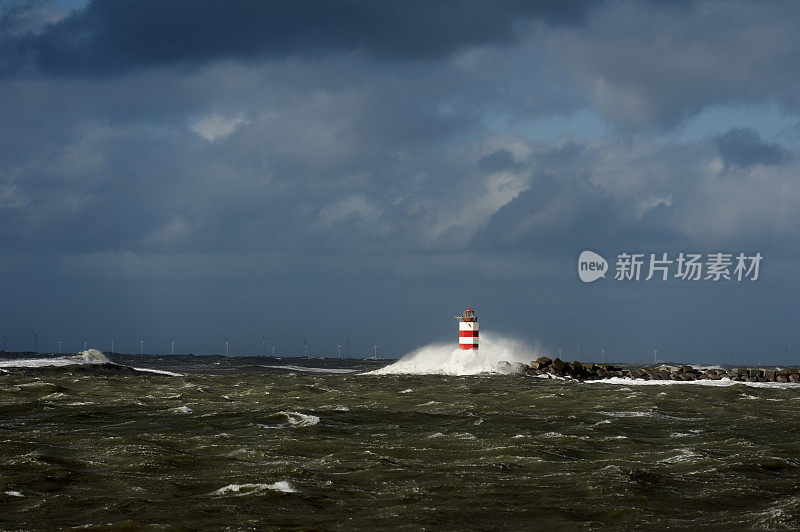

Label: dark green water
[2,354,800,529]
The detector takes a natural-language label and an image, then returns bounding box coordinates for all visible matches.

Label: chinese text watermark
[578,251,762,283]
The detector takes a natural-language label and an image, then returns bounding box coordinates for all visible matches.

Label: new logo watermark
[578,250,608,283]
[578,251,762,283]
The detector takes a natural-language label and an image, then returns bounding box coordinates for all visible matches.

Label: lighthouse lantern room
[455,307,479,351]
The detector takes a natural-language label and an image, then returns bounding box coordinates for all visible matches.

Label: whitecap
[172,405,193,414]
[4,491,23,497]
[262,365,357,374]
[211,481,296,496]
[659,449,701,464]
[0,349,110,368]
[131,367,184,376]
[585,377,800,388]
[598,410,654,418]
[262,411,320,428]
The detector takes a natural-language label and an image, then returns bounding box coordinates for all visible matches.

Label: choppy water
[3,351,800,529]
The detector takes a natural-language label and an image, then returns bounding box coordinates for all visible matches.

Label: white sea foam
[211,481,296,496]
[367,333,539,376]
[262,411,320,427]
[0,349,110,368]
[4,491,23,497]
[585,377,800,388]
[659,448,701,464]
[131,367,184,376]
[262,365,357,374]
[172,405,193,414]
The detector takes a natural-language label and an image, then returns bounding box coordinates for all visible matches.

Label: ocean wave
[0,349,110,368]
[211,481,296,496]
[584,377,800,388]
[261,411,320,428]
[659,448,702,464]
[131,367,184,376]
[262,365,357,374]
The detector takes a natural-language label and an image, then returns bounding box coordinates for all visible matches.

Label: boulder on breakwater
[519,357,800,383]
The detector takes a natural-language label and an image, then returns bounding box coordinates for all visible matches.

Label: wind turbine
[170,337,175,355]
[139,338,144,355]
[83,340,88,351]
[2,334,8,352]
[32,331,39,354]
[272,345,276,357]
[373,345,379,357]
[346,329,351,357]
[337,345,342,358]
[653,348,658,364]
[58,340,63,354]
[225,337,229,356]
[303,335,309,357]
[601,348,606,364]
[262,335,268,356]
[111,338,115,354]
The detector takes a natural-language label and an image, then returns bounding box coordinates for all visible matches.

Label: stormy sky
[1,0,799,363]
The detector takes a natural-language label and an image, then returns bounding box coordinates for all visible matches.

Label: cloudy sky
[1,0,799,362]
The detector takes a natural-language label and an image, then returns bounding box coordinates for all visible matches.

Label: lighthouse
[455,307,478,351]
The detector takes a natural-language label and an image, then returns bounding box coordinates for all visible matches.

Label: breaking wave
[368,333,540,376]
[261,411,320,427]
[211,481,296,496]
[0,349,110,368]
[262,365,357,374]
[585,376,800,389]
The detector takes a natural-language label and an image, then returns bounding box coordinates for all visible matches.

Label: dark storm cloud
[2,0,800,360]
[1,0,592,76]
[547,0,800,129]
[477,149,518,173]
[716,127,789,169]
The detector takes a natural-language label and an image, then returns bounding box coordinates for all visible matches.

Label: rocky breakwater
[512,357,800,383]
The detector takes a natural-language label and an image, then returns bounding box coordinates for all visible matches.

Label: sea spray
[68,349,111,364]
[368,333,541,376]
[0,348,111,368]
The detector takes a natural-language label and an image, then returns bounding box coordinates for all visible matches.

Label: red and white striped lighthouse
[455,307,478,351]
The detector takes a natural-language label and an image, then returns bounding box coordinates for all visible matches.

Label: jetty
[509,357,800,383]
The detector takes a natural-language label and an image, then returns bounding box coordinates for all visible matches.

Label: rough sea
[2,344,800,530]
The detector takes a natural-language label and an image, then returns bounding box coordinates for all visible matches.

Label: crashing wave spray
[68,349,111,364]
[0,348,110,369]
[368,333,541,376]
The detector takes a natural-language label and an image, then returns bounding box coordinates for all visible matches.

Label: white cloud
[189,113,246,141]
